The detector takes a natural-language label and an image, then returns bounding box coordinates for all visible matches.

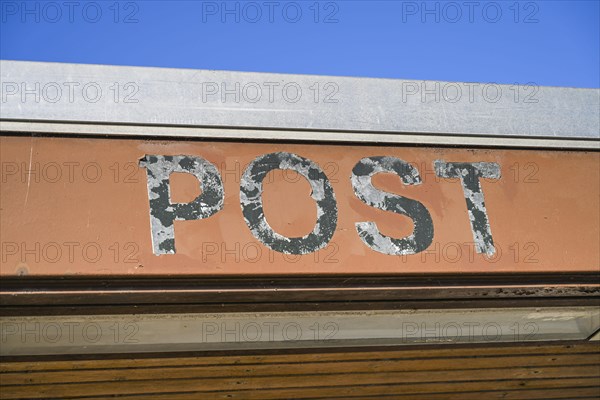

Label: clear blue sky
[1,0,599,88]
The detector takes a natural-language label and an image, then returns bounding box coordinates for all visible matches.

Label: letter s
[351,156,433,255]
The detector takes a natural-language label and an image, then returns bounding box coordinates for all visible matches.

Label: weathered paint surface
[351,156,433,255]
[1,136,598,276]
[240,152,337,255]
[434,160,501,256]
[139,155,224,255]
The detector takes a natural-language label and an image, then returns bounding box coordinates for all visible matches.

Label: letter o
[240,152,337,254]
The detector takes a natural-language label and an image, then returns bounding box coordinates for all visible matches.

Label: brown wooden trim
[2,273,599,307]
[1,342,598,400]
[3,297,600,317]
[3,359,599,385]
[1,340,596,363]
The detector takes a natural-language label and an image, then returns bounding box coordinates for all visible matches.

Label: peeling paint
[240,152,337,254]
[139,155,224,255]
[435,160,501,256]
[351,156,434,255]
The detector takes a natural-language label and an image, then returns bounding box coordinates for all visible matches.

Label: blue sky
[1,0,599,88]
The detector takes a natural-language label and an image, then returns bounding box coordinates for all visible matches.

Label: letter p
[139,155,224,255]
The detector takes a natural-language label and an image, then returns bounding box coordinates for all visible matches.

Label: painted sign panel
[1,136,598,276]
